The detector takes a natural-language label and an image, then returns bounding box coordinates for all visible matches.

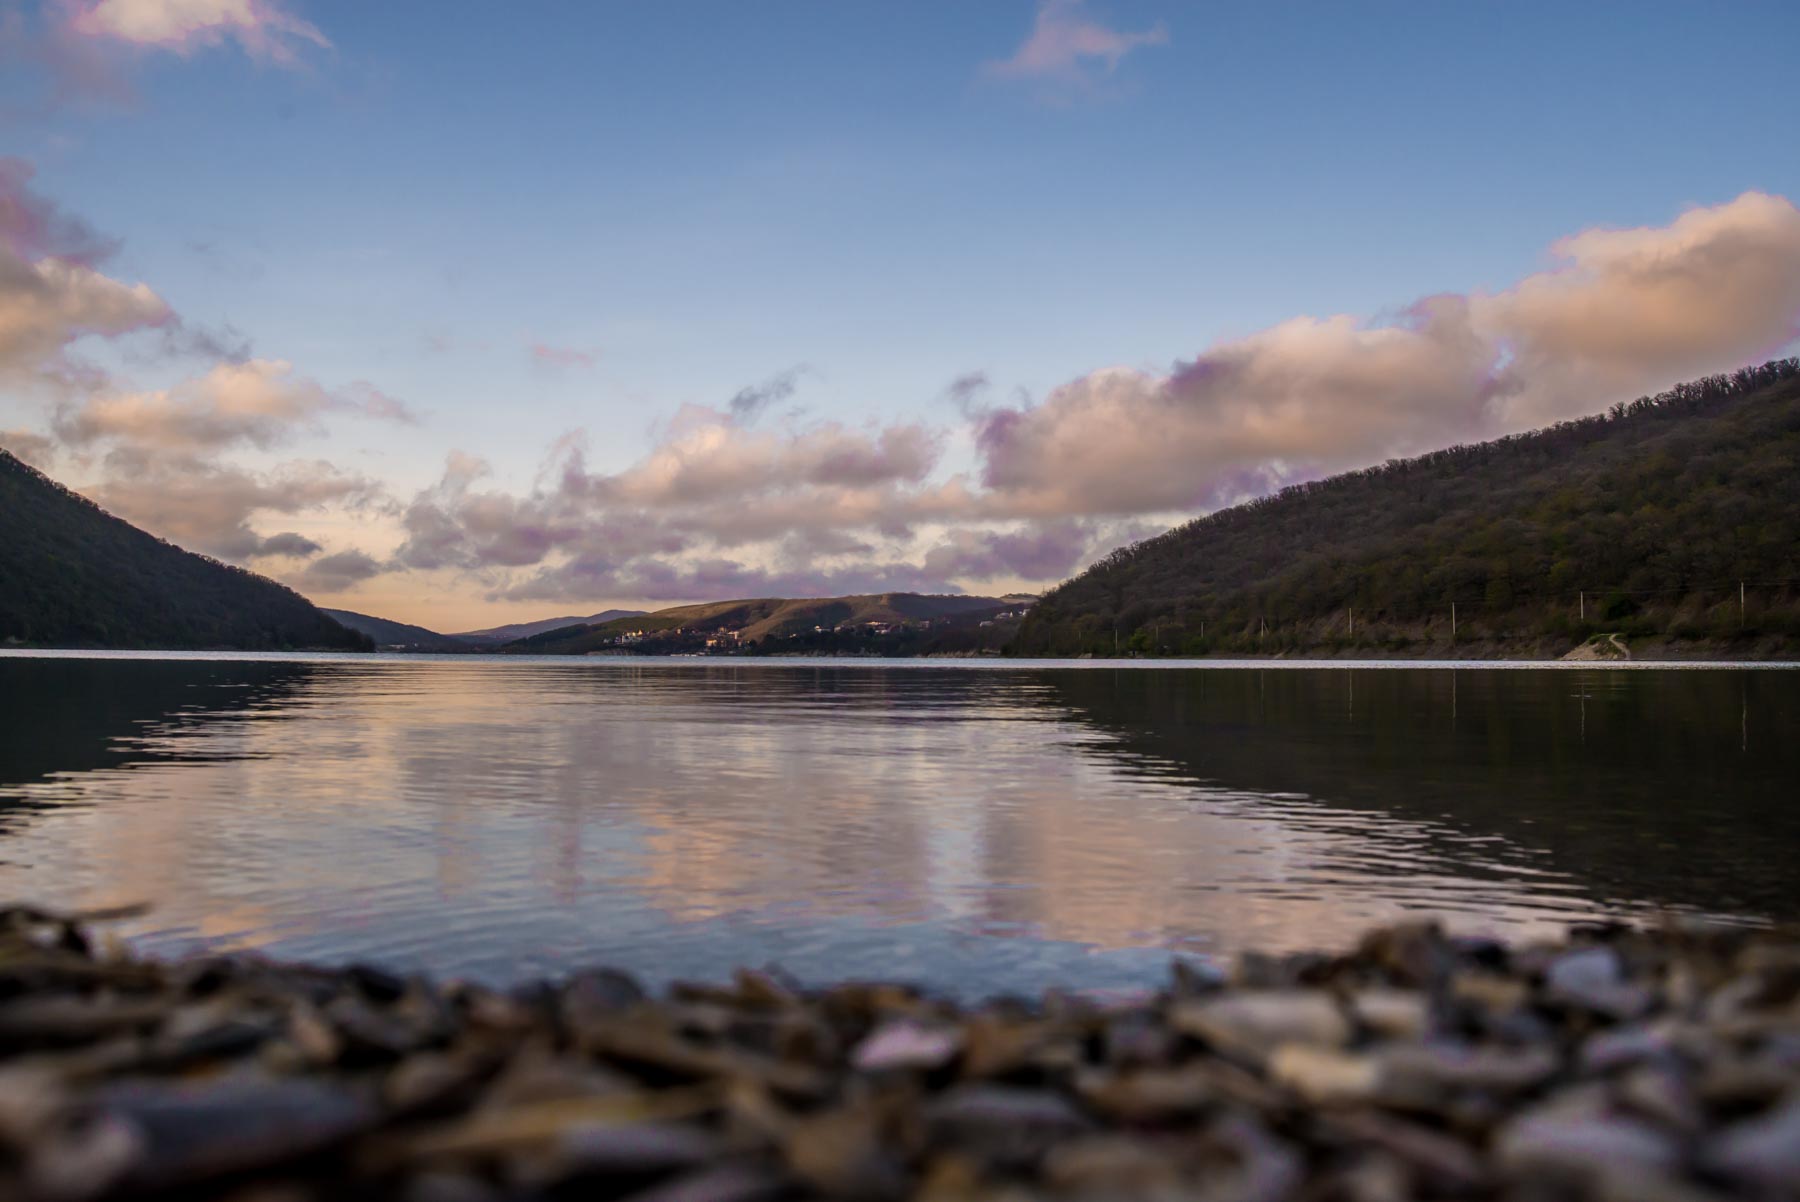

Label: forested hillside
[1015,360,1800,658]
[0,450,370,651]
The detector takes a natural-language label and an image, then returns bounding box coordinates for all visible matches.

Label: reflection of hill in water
[1033,667,1800,922]
[0,658,313,813]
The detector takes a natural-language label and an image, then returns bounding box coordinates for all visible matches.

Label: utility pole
[1348,607,1354,638]
[1451,601,1457,643]
[1740,581,1746,627]
[1579,591,1584,622]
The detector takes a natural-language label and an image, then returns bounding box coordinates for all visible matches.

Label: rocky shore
[2,907,1797,1201]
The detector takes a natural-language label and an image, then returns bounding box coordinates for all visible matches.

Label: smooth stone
[1351,989,1430,1040]
[1170,991,1351,1059]
[851,1020,962,1072]
[1703,1099,1800,1191]
[1547,946,1653,1018]
[1374,1041,1559,1099]
[1269,1043,1381,1103]
[1495,1110,1677,1182]
[90,1074,375,1191]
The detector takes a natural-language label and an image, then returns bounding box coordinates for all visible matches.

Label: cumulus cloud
[972,191,1800,517]
[292,548,382,594]
[1,158,172,382]
[51,358,418,451]
[920,521,1098,583]
[1470,191,1800,423]
[67,0,330,61]
[985,0,1167,86]
[0,162,405,586]
[86,449,381,561]
[390,192,1800,608]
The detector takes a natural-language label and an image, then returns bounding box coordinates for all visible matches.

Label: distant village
[584,605,1036,657]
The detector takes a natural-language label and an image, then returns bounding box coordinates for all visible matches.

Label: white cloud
[68,0,329,61]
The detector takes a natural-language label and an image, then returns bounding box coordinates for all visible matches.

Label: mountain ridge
[0,450,370,652]
[453,610,645,644]
[322,609,472,652]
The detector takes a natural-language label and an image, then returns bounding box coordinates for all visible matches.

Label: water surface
[1,653,1795,996]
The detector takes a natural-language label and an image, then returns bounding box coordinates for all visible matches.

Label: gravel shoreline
[2,906,1797,1201]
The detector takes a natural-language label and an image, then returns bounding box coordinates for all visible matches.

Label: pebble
[1,905,1797,1200]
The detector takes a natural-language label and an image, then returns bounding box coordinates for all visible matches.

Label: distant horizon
[4,0,1799,629]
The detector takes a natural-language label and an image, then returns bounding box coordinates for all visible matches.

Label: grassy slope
[1015,359,1800,659]
[1,450,369,651]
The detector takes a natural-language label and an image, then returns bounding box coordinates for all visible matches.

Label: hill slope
[514,593,1017,654]
[1015,359,1800,658]
[0,450,370,651]
[452,610,644,644]
[322,609,472,652]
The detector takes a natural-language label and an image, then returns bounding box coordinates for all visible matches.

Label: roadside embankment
[1,906,1796,1200]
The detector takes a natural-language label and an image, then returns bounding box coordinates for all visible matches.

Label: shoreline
[3,907,1796,1200]
[7,645,1800,670]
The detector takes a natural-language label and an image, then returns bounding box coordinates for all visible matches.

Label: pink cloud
[65,0,329,61]
[985,0,1168,85]
[0,158,173,383]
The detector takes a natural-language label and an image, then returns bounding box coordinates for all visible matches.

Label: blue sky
[3,1,1799,627]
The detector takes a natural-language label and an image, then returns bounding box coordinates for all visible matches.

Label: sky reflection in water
[0,655,1795,996]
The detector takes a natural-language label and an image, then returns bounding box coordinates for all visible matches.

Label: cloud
[250,530,322,558]
[921,521,1099,582]
[292,548,382,594]
[0,427,58,469]
[727,365,807,423]
[528,342,596,370]
[1470,191,1800,423]
[88,449,380,560]
[391,192,1800,607]
[66,0,330,61]
[944,371,990,413]
[0,157,118,264]
[985,0,1168,86]
[972,191,1800,517]
[52,358,419,451]
[1,158,172,382]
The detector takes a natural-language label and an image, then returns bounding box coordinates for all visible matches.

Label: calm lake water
[1,652,1797,996]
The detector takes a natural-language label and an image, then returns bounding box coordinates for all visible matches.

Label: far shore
[6,645,1800,668]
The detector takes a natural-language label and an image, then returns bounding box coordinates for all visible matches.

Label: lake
[1,652,1796,997]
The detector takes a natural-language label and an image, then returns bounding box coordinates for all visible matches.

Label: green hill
[1014,359,1800,659]
[322,609,472,652]
[513,593,1018,654]
[0,450,370,652]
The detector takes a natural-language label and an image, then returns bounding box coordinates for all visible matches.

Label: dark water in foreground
[1,653,1796,996]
